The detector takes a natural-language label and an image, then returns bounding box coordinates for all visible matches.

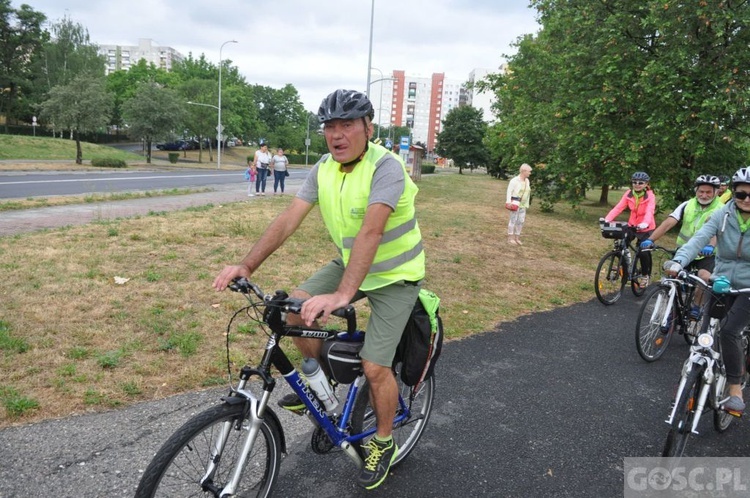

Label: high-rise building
[467,66,505,124]
[370,67,507,153]
[99,39,184,75]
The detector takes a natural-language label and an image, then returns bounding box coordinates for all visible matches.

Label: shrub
[168,152,179,164]
[91,158,127,168]
[421,164,436,174]
[287,153,322,165]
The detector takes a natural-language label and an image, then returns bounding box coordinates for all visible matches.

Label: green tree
[252,84,306,150]
[38,15,105,90]
[106,60,174,137]
[486,0,750,210]
[435,105,490,174]
[180,77,218,163]
[122,82,185,163]
[0,1,48,130]
[39,73,114,164]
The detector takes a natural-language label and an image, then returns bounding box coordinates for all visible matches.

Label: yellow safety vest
[676,197,723,247]
[316,143,425,291]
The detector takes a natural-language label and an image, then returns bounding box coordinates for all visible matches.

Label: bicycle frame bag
[320,340,363,384]
[395,289,444,386]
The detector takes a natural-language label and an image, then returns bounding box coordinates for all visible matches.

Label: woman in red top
[602,171,657,286]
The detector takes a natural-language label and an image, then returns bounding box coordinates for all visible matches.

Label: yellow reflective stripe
[342,217,418,249]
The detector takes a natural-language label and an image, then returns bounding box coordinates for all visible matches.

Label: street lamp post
[217,40,238,170]
[366,0,375,97]
[368,73,396,140]
[305,115,313,167]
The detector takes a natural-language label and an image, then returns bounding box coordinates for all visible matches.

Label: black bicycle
[635,251,702,361]
[135,278,434,497]
[595,221,649,305]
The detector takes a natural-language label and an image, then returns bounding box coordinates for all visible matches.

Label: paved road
[0,169,308,199]
[1,293,748,497]
[0,179,303,237]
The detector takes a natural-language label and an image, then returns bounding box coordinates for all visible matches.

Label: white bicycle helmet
[694,175,720,188]
[732,167,750,186]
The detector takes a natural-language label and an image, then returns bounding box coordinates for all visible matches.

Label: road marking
[0,173,238,186]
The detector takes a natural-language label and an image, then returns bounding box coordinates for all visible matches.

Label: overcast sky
[14,0,541,111]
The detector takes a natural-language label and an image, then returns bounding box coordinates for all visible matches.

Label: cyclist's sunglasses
[733,190,750,200]
[631,181,647,186]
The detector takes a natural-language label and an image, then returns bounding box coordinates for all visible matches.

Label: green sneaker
[357,437,398,490]
[277,392,305,412]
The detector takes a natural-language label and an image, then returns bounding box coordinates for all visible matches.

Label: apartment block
[99,39,184,75]
[381,69,496,153]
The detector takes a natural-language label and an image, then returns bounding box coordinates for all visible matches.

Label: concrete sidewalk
[0,183,298,237]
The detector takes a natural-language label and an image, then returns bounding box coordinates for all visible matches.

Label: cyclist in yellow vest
[718,175,733,203]
[640,175,722,318]
[213,89,425,490]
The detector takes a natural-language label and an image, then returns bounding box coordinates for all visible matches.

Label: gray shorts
[298,259,422,366]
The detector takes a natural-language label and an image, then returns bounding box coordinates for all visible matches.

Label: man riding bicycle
[213,89,425,490]
[664,167,750,415]
[641,175,722,319]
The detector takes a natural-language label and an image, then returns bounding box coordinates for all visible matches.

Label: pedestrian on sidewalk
[272,147,289,194]
[245,160,257,197]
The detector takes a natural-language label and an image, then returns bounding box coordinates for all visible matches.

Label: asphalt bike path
[2,292,749,497]
[2,183,748,496]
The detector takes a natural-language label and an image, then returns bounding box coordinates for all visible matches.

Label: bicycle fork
[200,383,272,497]
[650,285,676,330]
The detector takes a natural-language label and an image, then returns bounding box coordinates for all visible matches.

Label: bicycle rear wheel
[635,285,675,361]
[351,363,435,466]
[595,251,626,305]
[135,402,282,498]
[662,366,702,457]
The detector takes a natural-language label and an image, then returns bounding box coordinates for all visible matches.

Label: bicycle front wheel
[635,285,674,362]
[135,402,282,498]
[595,251,626,305]
[662,366,702,457]
[351,364,435,466]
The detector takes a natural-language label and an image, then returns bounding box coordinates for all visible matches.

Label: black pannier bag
[320,339,363,384]
[394,289,443,386]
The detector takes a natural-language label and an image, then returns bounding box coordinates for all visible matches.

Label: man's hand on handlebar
[213,264,253,292]
[301,292,351,327]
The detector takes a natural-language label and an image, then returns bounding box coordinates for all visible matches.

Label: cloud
[15,0,539,110]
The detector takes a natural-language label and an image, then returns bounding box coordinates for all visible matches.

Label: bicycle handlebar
[228,277,358,334]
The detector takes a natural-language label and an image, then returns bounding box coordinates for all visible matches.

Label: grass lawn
[0,167,678,427]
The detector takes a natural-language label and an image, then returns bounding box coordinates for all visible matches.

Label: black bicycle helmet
[718,175,730,185]
[631,171,650,182]
[694,174,720,188]
[317,89,375,123]
[732,167,750,186]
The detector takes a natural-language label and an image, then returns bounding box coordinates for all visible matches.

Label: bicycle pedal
[726,409,743,418]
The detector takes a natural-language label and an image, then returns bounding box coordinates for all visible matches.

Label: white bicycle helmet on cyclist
[694,174,720,188]
[732,167,750,186]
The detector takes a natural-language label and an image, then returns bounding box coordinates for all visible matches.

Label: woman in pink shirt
[602,171,656,286]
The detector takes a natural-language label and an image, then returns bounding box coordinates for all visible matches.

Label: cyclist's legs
[720,294,750,393]
[634,231,653,275]
[687,256,715,307]
[292,259,365,360]
[360,280,422,436]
